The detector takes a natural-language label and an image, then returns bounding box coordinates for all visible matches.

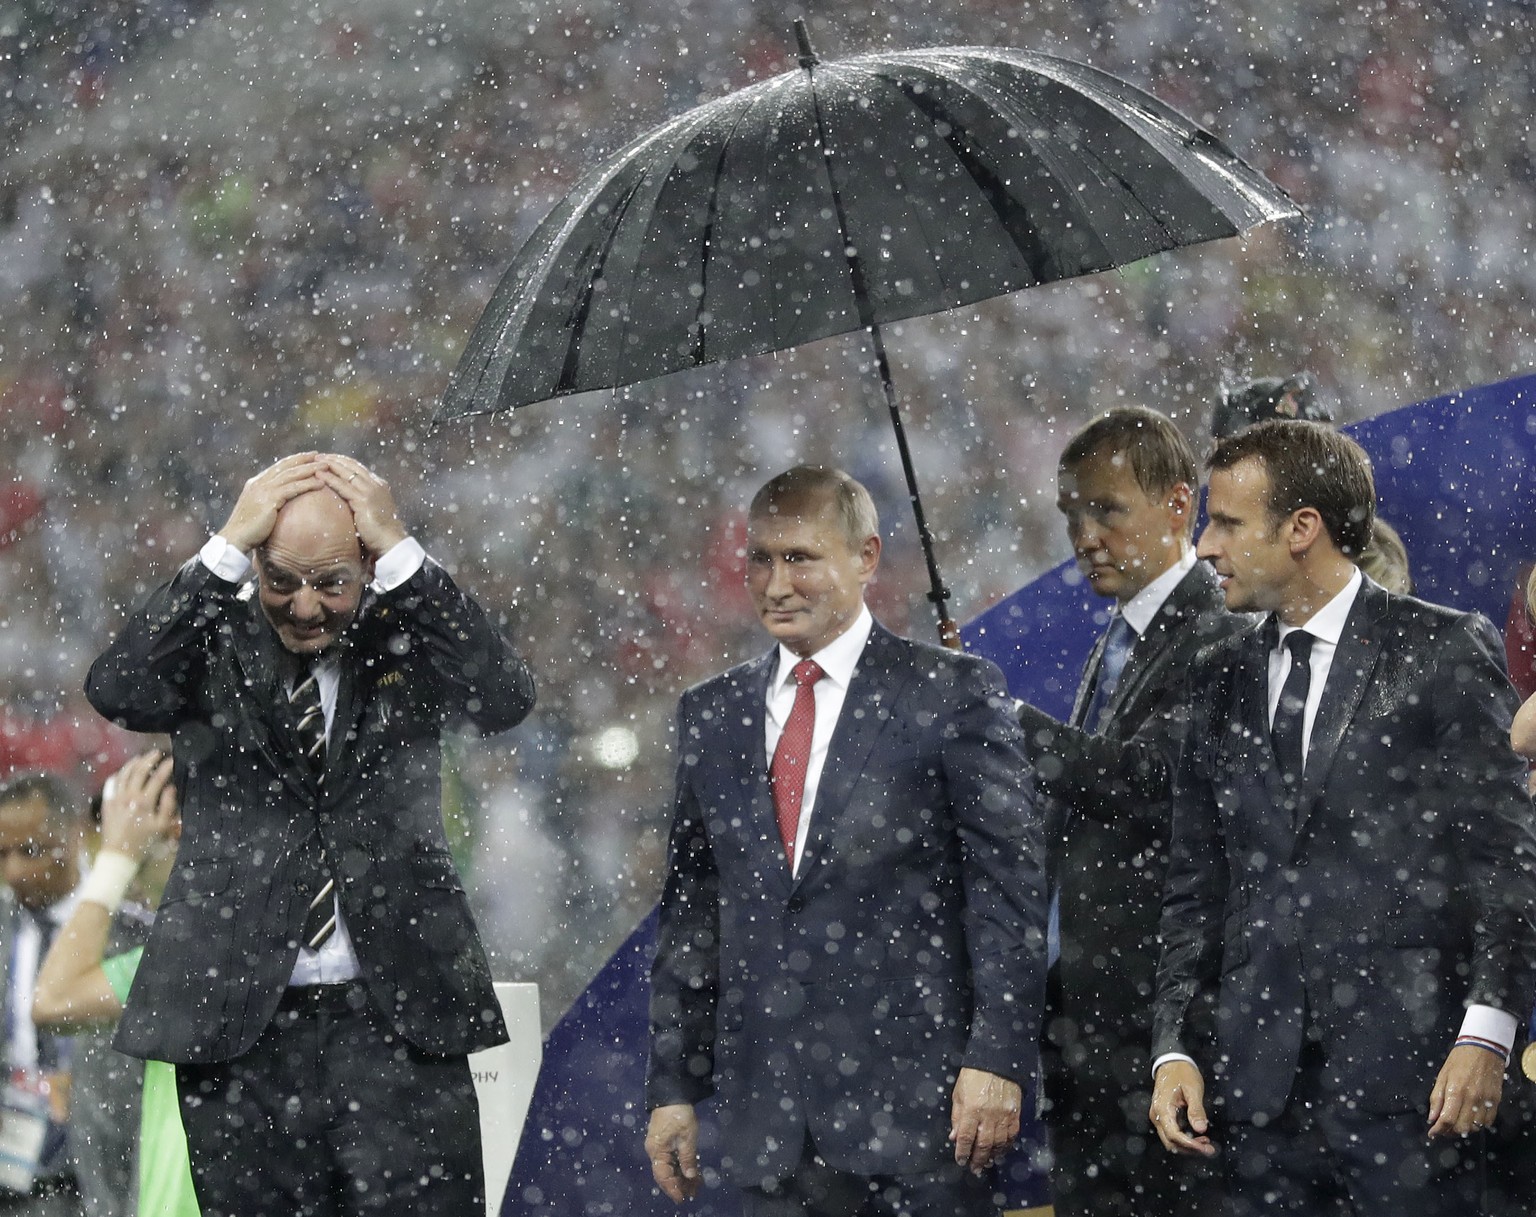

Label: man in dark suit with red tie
[1016,407,1239,1217]
[1149,421,1536,1214]
[85,452,536,1216]
[645,465,1047,1216]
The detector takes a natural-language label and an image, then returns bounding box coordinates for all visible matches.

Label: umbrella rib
[554,173,653,396]
[689,100,761,365]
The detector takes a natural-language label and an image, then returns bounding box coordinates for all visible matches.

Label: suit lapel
[1295,581,1386,831]
[1238,621,1287,804]
[226,598,311,802]
[725,649,789,894]
[1101,566,1208,725]
[324,657,362,786]
[791,626,909,896]
[1069,627,1111,729]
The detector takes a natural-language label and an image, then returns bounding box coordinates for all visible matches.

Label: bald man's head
[255,489,368,655]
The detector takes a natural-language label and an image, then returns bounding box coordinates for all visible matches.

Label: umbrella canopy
[441,27,1298,641]
[442,36,1296,417]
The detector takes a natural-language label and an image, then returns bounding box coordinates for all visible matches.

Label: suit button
[786,897,804,914]
[296,881,311,895]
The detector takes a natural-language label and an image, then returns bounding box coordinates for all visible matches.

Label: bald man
[85,453,536,1217]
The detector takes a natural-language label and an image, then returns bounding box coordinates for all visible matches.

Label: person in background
[34,750,197,1217]
[1150,421,1536,1215]
[1014,407,1238,1217]
[646,465,1047,1216]
[0,772,118,1217]
[1213,373,1412,594]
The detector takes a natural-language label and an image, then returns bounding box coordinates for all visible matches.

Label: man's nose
[290,588,324,620]
[1194,527,1216,562]
[764,560,793,599]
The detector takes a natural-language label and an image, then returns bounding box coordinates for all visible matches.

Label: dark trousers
[175,982,483,1217]
[738,1133,997,1217]
[1042,1041,1229,1217]
[1225,1043,1481,1217]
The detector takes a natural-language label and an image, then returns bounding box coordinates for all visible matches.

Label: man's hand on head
[218,454,327,553]
[318,456,409,561]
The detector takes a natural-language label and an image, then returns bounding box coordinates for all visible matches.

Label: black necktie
[288,665,336,949]
[1271,630,1314,784]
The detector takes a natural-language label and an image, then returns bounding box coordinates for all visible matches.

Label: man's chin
[280,630,332,654]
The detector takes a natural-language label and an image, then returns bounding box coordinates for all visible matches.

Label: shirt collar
[1118,549,1196,637]
[1275,566,1363,650]
[774,604,874,691]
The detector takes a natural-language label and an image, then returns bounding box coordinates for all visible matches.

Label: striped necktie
[288,664,336,949]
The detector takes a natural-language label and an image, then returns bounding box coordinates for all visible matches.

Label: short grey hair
[749,466,879,550]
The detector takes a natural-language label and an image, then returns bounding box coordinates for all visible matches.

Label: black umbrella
[440,22,1299,643]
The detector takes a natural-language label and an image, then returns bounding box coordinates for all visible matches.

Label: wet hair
[1207,420,1375,557]
[1358,517,1412,594]
[1526,565,1536,625]
[1211,372,1332,439]
[749,466,879,551]
[1061,406,1199,498]
[0,771,83,835]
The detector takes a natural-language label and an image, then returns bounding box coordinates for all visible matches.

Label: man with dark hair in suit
[1149,420,1536,1214]
[85,452,536,1217]
[645,465,1047,1217]
[0,772,91,1215]
[1016,406,1238,1217]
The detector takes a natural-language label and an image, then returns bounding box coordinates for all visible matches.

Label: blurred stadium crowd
[1,0,1533,1020]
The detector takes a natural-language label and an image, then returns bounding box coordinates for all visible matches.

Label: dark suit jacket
[84,554,535,1064]
[1154,579,1536,1121]
[1019,561,1244,1108]
[646,622,1047,1184]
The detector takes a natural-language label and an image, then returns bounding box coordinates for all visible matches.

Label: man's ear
[859,534,882,580]
[1287,507,1327,556]
[1167,482,1194,529]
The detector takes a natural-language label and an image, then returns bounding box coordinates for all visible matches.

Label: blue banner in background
[500,374,1536,1216]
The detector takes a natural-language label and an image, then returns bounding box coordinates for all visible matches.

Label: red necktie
[771,659,824,866]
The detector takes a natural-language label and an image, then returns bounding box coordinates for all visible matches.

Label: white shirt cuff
[1457,1005,1518,1057]
[1152,1052,1198,1078]
[371,537,426,591]
[199,535,253,583]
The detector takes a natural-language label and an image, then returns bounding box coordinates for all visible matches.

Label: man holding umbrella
[645,466,1047,1215]
[1016,406,1238,1217]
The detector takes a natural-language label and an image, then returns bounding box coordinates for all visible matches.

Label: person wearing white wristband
[34,750,198,1217]
[1147,422,1536,1216]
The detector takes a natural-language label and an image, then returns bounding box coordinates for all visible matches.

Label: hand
[949,1066,1022,1173]
[1428,1044,1505,1137]
[217,453,328,552]
[100,751,179,863]
[645,1104,702,1203]
[1149,1060,1218,1157]
[317,455,408,560]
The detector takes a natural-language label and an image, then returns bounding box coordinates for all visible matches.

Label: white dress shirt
[1119,548,1197,638]
[764,605,874,878]
[196,533,427,985]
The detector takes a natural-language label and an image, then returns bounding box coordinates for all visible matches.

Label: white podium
[469,982,542,1217]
